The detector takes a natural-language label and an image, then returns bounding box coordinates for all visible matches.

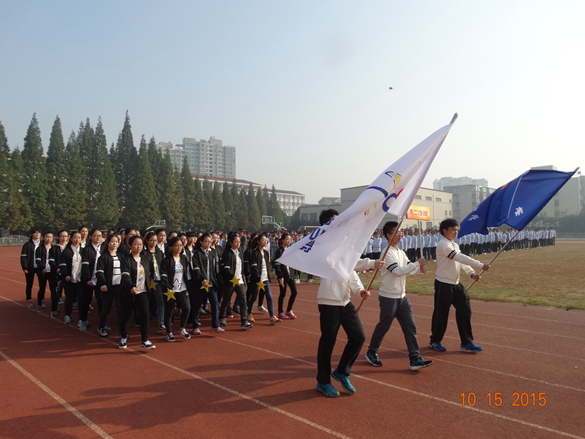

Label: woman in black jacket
[20,228,41,307]
[79,229,105,331]
[273,233,298,319]
[59,232,83,325]
[191,233,221,333]
[47,229,69,318]
[95,234,121,338]
[119,235,155,350]
[160,236,192,341]
[34,231,54,313]
[247,234,280,325]
[219,232,252,330]
[143,231,165,334]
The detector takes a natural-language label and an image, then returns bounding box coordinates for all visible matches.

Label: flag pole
[419,220,424,260]
[355,218,404,316]
[464,229,520,294]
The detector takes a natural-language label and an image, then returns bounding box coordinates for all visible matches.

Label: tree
[193,176,210,230]
[0,121,8,156]
[45,116,68,229]
[88,118,119,228]
[126,136,160,229]
[236,186,248,230]
[287,207,301,231]
[61,132,87,229]
[246,183,261,231]
[173,167,185,230]
[159,153,183,230]
[112,111,138,221]
[180,158,197,230]
[22,113,52,228]
[256,185,268,219]
[222,181,236,232]
[0,122,9,226]
[211,180,227,231]
[202,177,214,230]
[148,136,164,205]
[268,185,286,227]
[6,148,33,232]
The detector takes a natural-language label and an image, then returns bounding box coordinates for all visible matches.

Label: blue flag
[458,168,579,237]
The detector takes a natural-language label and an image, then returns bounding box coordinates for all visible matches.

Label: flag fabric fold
[276,119,456,283]
[458,168,579,237]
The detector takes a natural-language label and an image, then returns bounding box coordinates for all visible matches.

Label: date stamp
[460,392,547,407]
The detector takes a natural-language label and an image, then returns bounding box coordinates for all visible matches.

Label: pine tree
[193,176,210,230]
[181,158,197,230]
[89,118,119,228]
[159,153,183,230]
[6,148,33,232]
[256,185,268,219]
[211,180,227,231]
[112,111,138,221]
[236,187,248,230]
[62,132,87,229]
[222,181,236,232]
[173,167,185,230]
[246,183,261,231]
[148,136,164,205]
[22,113,52,228]
[202,177,214,230]
[126,136,160,229]
[0,122,9,226]
[45,116,68,229]
[268,185,286,227]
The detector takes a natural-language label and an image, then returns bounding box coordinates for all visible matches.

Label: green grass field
[355,241,585,310]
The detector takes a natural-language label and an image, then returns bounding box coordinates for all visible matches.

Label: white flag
[277,117,456,283]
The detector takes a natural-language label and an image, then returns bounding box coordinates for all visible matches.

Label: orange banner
[406,205,431,220]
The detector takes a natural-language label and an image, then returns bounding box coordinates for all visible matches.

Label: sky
[1,0,584,204]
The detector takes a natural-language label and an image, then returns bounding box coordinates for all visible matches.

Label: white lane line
[279,325,585,393]
[0,294,353,439]
[0,349,113,439]
[215,335,585,439]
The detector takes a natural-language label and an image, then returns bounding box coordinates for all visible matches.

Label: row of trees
[0,113,287,233]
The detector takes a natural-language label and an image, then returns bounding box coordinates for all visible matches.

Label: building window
[449,211,451,215]
[436,198,442,202]
[425,196,432,201]
[415,195,422,200]
[445,210,448,216]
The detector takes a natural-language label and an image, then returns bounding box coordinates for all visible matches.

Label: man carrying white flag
[277,115,457,398]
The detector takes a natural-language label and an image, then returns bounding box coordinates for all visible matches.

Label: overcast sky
[1,0,583,203]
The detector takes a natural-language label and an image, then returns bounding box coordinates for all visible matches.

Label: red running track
[0,246,584,439]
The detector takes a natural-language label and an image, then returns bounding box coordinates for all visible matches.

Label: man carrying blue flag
[429,218,490,353]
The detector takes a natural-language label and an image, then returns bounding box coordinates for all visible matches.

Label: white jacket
[380,246,422,299]
[436,236,483,285]
[317,258,376,306]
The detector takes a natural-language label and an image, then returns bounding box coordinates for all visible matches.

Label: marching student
[364,221,433,371]
[155,229,167,254]
[95,234,121,338]
[314,209,384,398]
[119,235,155,349]
[160,236,192,341]
[118,228,138,257]
[429,219,490,353]
[79,226,89,248]
[143,231,166,334]
[34,231,54,312]
[273,233,298,320]
[47,229,69,318]
[59,231,83,325]
[20,227,41,307]
[247,234,280,325]
[79,229,104,331]
[191,233,222,333]
[219,232,253,330]
[242,233,257,319]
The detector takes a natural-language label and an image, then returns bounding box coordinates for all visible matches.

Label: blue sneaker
[428,342,446,352]
[331,369,356,394]
[460,342,483,353]
[316,382,340,398]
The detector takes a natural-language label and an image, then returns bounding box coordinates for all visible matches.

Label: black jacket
[220,247,246,284]
[249,248,271,284]
[120,253,153,297]
[191,247,218,286]
[273,246,292,281]
[141,247,165,283]
[58,244,83,281]
[49,245,66,279]
[34,244,53,276]
[160,254,191,293]
[96,252,121,290]
[81,243,106,283]
[118,242,131,258]
[20,239,40,271]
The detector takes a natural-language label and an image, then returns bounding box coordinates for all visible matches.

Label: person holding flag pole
[277,114,458,397]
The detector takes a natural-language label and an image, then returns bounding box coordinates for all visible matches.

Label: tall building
[158,137,236,178]
[433,176,488,191]
[444,185,495,223]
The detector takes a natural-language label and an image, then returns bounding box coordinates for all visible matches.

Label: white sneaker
[141,340,155,350]
[257,305,268,313]
[119,337,128,349]
[180,328,191,339]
